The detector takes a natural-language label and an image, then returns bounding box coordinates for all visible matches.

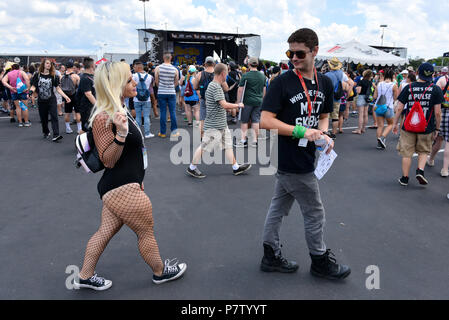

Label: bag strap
[143,74,148,81]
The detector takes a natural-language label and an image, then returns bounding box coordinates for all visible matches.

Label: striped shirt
[157,64,177,95]
[204,81,227,130]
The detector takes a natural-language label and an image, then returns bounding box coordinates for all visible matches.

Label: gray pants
[263,171,327,256]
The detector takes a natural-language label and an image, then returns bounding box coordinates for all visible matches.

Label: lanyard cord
[294,68,319,123]
[124,108,145,147]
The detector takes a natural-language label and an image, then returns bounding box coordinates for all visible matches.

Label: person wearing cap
[393,62,444,186]
[397,69,408,88]
[235,56,267,147]
[428,66,449,177]
[183,65,200,126]
[225,61,241,124]
[193,56,215,136]
[62,61,80,134]
[325,57,352,138]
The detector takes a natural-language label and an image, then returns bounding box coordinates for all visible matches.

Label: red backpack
[403,83,433,133]
[185,79,194,97]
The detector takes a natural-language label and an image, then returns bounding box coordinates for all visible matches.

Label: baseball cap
[407,66,414,72]
[401,70,409,74]
[248,57,259,66]
[188,65,197,73]
[442,67,448,73]
[417,62,434,82]
[205,56,214,65]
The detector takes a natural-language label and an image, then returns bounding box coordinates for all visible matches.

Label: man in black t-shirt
[259,28,350,280]
[77,58,96,133]
[393,62,443,186]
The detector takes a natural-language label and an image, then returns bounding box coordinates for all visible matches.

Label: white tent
[317,40,407,66]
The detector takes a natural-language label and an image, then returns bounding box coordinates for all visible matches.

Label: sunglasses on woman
[285,49,312,59]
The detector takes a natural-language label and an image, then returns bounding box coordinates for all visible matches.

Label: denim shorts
[11,92,28,101]
[357,95,368,107]
[200,99,207,120]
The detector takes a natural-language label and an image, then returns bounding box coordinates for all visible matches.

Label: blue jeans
[157,94,177,134]
[134,101,151,135]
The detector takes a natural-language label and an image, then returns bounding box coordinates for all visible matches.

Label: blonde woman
[75,62,187,291]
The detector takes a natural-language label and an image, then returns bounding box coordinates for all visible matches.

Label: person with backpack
[325,57,351,139]
[393,63,444,186]
[77,58,96,134]
[372,69,399,149]
[154,53,179,138]
[61,61,80,134]
[29,59,71,142]
[225,61,241,124]
[2,63,31,127]
[183,65,200,127]
[193,56,215,136]
[132,60,154,138]
[75,61,187,291]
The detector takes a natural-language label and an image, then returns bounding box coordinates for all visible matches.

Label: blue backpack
[136,73,150,101]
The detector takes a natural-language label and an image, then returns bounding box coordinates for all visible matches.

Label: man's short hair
[83,57,94,69]
[74,62,81,69]
[214,63,228,76]
[287,28,319,51]
[133,60,143,66]
[163,52,172,61]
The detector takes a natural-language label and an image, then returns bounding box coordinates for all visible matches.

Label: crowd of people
[1,26,448,291]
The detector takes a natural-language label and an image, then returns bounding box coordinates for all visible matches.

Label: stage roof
[138,28,259,41]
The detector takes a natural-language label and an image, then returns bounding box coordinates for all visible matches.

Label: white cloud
[0,0,447,62]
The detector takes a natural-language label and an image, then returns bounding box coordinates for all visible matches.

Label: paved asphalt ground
[1,107,448,300]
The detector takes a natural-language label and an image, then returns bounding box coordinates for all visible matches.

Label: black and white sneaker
[416,169,428,185]
[43,133,51,140]
[186,167,206,178]
[398,176,409,186]
[52,135,63,142]
[377,137,386,149]
[74,273,112,291]
[233,163,252,176]
[234,139,248,148]
[153,258,187,284]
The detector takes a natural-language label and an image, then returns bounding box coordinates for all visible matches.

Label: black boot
[260,244,299,273]
[310,249,351,280]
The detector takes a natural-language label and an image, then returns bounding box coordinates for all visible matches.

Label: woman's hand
[113,111,128,135]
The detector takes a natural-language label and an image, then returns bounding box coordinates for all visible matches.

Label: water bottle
[315,135,327,152]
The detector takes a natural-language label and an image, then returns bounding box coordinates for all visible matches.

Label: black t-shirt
[398,81,444,134]
[357,79,371,95]
[261,70,334,174]
[31,73,59,102]
[226,70,240,102]
[77,73,95,111]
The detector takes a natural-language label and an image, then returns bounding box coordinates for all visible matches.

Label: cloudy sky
[1,0,448,62]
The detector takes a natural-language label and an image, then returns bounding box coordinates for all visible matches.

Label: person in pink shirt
[2,63,30,127]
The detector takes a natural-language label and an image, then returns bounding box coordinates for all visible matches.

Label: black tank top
[97,116,145,199]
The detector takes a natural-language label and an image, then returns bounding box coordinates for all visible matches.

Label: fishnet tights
[93,112,124,168]
[79,183,164,279]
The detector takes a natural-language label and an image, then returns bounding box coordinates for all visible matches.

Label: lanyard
[294,68,319,127]
[125,109,145,148]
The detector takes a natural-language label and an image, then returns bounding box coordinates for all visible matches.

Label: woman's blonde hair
[88,62,130,128]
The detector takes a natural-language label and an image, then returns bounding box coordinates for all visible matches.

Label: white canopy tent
[317,40,407,66]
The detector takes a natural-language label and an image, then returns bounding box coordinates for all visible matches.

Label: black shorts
[185,100,199,107]
[64,94,79,113]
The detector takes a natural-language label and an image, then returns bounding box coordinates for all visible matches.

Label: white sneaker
[66,127,73,134]
[427,157,435,167]
[441,169,449,177]
[145,133,155,138]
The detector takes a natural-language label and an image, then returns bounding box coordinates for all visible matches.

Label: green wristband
[292,125,307,139]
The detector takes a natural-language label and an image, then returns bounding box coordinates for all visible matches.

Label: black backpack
[75,129,104,173]
[199,71,214,99]
[61,73,76,96]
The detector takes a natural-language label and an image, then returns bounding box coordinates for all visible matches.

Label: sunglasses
[285,49,312,59]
